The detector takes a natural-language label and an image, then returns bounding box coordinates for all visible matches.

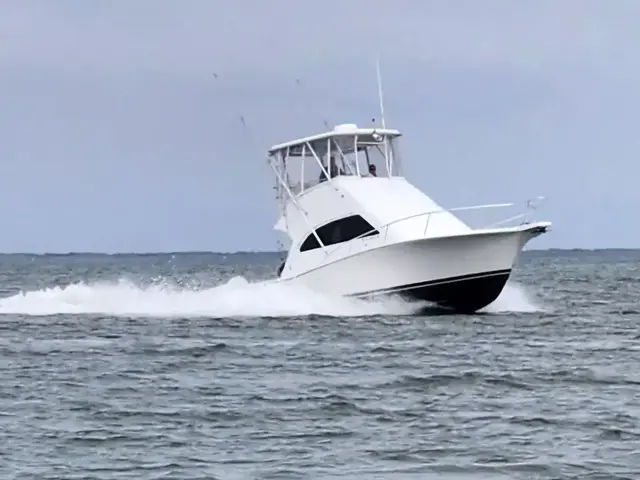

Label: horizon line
[0,247,638,256]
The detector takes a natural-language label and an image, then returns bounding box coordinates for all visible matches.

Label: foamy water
[0,276,543,318]
[482,282,545,314]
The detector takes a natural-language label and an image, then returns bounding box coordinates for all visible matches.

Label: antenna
[375,58,392,174]
[375,58,386,129]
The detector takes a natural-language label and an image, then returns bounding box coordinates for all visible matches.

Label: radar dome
[333,123,358,132]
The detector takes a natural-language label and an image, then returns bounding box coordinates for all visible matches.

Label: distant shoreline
[0,248,638,256]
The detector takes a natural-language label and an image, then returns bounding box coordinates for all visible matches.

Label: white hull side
[276,224,545,312]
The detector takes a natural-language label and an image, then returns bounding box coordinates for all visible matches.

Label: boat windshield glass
[275,134,403,195]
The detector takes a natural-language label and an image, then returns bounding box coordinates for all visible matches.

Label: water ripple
[0,251,639,478]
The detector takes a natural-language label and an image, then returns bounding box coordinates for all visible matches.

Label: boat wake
[482,282,544,314]
[0,276,543,318]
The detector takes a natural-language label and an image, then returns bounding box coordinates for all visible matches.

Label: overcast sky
[1,1,639,252]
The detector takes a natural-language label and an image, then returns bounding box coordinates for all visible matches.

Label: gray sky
[1,1,639,253]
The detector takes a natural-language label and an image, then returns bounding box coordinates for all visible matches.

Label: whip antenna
[375,58,386,129]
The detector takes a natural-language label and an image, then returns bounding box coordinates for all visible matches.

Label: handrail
[487,213,527,228]
[351,202,515,242]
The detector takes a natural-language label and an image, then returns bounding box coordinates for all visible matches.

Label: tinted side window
[300,233,320,252]
[300,215,378,252]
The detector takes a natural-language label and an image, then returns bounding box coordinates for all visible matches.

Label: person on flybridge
[368,164,377,176]
[318,155,343,182]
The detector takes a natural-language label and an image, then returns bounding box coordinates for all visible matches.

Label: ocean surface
[0,249,638,479]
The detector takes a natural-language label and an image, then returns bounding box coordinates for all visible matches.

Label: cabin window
[299,214,378,252]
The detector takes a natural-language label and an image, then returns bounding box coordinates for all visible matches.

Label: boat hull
[354,268,512,313]
[277,224,547,313]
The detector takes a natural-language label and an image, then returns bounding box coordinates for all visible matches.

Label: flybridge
[267,123,405,198]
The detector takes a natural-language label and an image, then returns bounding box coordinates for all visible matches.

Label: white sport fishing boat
[265,62,551,313]
[267,121,550,313]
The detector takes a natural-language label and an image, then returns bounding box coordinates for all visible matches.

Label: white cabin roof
[268,123,402,156]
